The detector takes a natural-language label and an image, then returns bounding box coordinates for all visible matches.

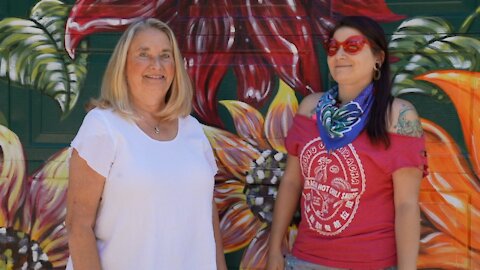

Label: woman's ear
[377,50,386,65]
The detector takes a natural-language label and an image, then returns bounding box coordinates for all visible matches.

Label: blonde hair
[92,18,193,121]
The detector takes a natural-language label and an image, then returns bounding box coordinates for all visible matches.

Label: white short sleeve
[190,117,218,177]
[202,133,218,177]
[71,109,116,178]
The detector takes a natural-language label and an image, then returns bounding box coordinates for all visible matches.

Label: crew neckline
[133,117,182,143]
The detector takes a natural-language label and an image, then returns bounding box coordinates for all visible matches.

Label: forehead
[129,27,172,50]
[332,27,363,41]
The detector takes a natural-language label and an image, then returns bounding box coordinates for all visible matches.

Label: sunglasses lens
[327,41,339,56]
[327,36,367,56]
[344,39,365,54]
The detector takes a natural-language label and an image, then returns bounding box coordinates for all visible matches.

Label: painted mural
[0,0,479,269]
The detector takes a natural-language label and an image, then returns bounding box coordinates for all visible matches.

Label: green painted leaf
[460,6,480,33]
[389,17,480,100]
[0,112,6,126]
[0,0,88,117]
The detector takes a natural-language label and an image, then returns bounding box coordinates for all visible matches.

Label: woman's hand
[266,249,285,270]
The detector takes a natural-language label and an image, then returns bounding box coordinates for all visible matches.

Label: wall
[0,0,479,269]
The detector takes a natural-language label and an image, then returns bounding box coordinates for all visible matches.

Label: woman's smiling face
[126,27,175,107]
[327,26,379,88]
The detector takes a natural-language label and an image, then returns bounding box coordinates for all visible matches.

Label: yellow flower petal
[28,148,70,247]
[286,224,298,251]
[213,152,235,181]
[215,179,246,215]
[40,224,68,267]
[219,100,269,149]
[220,202,263,253]
[416,70,480,176]
[0,125,27,229]
[240,225,269,270]
[203,125,260,180]
[240,225,294,270]
[265,80,298,153]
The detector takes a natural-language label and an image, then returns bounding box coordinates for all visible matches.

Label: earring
[373,62,381,81]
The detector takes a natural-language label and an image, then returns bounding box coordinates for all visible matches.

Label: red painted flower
[64,0,404,126]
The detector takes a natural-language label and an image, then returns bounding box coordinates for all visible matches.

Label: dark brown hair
[329,16,394,147]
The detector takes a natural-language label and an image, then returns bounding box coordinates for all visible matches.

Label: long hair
[92,18,193,121]
[329,16,394,147]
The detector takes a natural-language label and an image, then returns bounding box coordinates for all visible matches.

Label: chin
[332,76,350,83]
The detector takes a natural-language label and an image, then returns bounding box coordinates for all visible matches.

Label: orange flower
[204,80,298,269]
[0,125,69,269]
[416,70,480,268]
[416,70,480,176]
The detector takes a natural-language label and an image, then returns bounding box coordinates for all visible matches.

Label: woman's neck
[337,81,372,105]
[132,99,165,116]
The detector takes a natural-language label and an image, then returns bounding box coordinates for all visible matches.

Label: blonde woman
[66,18,226,270]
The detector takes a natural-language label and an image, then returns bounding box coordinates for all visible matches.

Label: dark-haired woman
[267,16,427,270]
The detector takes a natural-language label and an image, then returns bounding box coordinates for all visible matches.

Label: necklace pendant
[154,126,160,134]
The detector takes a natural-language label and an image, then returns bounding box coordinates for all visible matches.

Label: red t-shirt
[285,114,428,269]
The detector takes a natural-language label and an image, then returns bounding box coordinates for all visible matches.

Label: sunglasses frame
[327,35,369,57]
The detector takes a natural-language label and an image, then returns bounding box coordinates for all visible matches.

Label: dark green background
[1,1,479,268]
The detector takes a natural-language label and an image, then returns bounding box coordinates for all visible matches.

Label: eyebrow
[136,46,172,53]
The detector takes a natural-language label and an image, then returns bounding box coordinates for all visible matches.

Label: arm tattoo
[395,105,423,137]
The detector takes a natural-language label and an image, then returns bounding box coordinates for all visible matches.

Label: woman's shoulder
[388,98,423,137]
[85,107,113,118]
[182,114,200,125]
[181,115,204,133]
[82,107,129,134]
[297,92,324,117]
[80,107,107,124]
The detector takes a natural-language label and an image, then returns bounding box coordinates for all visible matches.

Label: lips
[144,75,165,79]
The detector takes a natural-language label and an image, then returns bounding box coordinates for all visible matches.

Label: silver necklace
[139,116,161,134]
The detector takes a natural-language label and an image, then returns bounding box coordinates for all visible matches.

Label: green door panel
[1,1,479,269]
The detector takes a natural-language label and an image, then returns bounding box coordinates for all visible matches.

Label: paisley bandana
[315,83,374,151]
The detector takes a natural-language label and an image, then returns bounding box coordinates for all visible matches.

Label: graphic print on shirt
[299,138,366,235]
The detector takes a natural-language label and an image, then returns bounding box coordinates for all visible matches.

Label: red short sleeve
[389,135,428,177]
[285,115,307,156]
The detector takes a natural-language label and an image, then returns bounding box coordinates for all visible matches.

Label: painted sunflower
[203,80,298,269]
[0,125,70,270]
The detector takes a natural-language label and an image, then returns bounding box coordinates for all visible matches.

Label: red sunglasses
[327,35,369,56]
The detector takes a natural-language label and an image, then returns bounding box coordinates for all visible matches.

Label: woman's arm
[393,167,422,270]
[266,155,303,270]
[267,92,320,270]
[66,149,105,270]
[212,199,227,270]
[390,98,424,270]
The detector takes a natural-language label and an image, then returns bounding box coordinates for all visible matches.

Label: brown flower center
[0,227,52,269]
[244,149,286,224]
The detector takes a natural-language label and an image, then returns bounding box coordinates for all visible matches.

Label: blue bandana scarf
[316,83,374,151]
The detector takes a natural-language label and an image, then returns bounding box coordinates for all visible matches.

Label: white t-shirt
[66,108,218,270]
